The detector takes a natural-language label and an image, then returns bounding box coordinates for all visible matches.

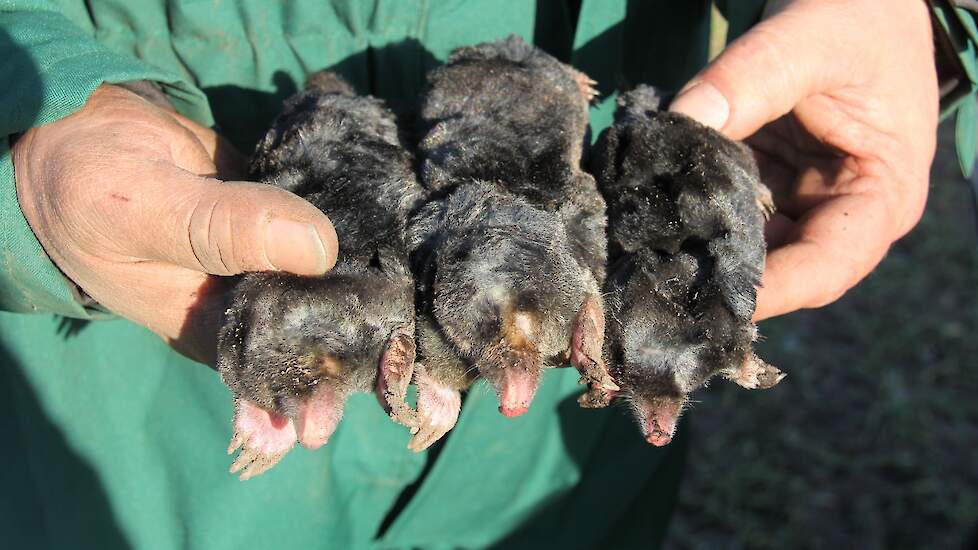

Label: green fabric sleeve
[0,138,90,316]
[0,2,208,317]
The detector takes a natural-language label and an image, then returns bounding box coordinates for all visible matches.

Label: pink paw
[571,295,619,407]
[375,332,419,429]
[407,366,462,452]
[572,69,599,102]
[228,400,297,480]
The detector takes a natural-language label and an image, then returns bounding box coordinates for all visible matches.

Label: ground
[665,122,978,549]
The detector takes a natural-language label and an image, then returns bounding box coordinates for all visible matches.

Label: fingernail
[264,218,328,275]
[669,81,729,131]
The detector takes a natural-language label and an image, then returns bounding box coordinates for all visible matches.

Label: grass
[665,123,978,549]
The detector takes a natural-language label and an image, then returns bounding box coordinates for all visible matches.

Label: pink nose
[643,417,676,446]
[496,367,539,417]
[645,431,673,446]
[499,405,529,418]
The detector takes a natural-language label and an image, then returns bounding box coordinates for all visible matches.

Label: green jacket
[0,2,974,549]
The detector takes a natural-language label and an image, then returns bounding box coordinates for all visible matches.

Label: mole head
[615,333,705,447]
[431,218,591,417]
[219,266,413,412]
[610,269,717,446]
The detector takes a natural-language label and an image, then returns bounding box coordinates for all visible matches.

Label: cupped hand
[13,84,338,364]
[670,0,938,320]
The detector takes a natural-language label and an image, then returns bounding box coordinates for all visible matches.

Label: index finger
[753,188,894,321]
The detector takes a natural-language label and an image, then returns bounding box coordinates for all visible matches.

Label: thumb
[669,4,834,140]
[133,163,338,276]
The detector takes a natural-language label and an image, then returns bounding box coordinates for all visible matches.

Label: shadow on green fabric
[1,29,127,547]
[0,344,130,549]
[1,27,41,133]
[486,393,688,550]
[57,317,90,338]
[572,0,710,97]
[202,39,440,154]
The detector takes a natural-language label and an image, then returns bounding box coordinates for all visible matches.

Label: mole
[589,85,786,446]
[216,72,424,479]
[406,35,615,450]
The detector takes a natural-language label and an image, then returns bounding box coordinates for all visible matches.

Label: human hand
[669,0,938,320]
[13,84,338,364]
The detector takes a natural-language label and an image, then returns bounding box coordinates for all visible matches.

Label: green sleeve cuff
[0,137,101,317]
[0,6,210,316]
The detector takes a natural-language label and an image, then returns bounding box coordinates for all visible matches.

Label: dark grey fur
[217,73,422,420]
[410,35,607,397]
[591,85,780,418]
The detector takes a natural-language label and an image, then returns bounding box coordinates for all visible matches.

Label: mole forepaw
[577,384,618,408]
[571,295,619,407]
[228,399,297,481]
[571,69,599,103]
[407,365,462,452]
[755,183,776,220]
[376,330,419,428]
[727,354,786,390]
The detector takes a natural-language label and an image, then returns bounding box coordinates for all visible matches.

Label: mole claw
[577,385,616,408]
[730,355,786,390]
[230,447,257,475]
[571,70,599,102]
[409,417,446,452]
[407,366,461,451]
[239,452,286,481]
[407,431,426,452]
[239,463,262,481]
[377,331,418,429]
[227,433,243,455]
[387,403,420,430]
[228,401,297,479]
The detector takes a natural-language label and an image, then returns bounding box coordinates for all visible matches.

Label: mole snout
[483,304,544,417]
[634,395,684,447]
[497,367,537,417]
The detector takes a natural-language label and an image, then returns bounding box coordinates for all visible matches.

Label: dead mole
[216,72,424,478]
[406,35,615,449]
[589,85,785,446]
